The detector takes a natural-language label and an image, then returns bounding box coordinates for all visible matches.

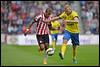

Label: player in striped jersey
[24,8,52,64]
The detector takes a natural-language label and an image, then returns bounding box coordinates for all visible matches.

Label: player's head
[44,8,52,18]
[64,4,72,15]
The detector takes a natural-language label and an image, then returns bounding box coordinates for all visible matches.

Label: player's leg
[43,43,49,64]
[43,34,50,64]
[51,34,57,50]
[71,33,79,63]
[59,30,70,59]
[38,44,44,53]
[36,35,45,52]
[72,45,78,63]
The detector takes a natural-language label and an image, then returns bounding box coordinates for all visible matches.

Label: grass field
[1,44,99,66]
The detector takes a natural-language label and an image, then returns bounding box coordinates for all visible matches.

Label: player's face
[45,12,51,18]
[44,8,52,18]
[64,5,72,15]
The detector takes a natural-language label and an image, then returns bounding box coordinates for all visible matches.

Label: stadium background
[1,1,99,66]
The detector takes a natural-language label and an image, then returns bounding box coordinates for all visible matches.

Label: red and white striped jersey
[34,13,51,35]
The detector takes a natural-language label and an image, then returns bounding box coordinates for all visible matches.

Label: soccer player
[48,20,61,50]
[50,4,80,63]
[24,8,52,64]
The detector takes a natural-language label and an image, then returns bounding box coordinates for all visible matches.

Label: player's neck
[67,10,72,15]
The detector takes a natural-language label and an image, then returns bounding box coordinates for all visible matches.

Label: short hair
[45,8,52,13]
[64,4,71,8]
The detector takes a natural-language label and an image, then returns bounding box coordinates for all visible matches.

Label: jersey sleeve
[34,15,42,22]
[72,11,79,19]
[59,12,66,19]
[57,21,60,27]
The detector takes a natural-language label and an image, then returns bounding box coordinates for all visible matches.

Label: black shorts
[36,34,49,45]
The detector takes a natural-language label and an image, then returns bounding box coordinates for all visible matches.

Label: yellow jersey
[50,21,60,34]
[59,11,80,33]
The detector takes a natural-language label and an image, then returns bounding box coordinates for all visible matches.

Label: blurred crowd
[80,1,99,34]
[1,1,99,35]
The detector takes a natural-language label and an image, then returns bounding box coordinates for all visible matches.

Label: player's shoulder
[61,12,66,15]
[72,10,78,15]
[71,10,79,17]
[59,11,65,16]
[59,11,66,18]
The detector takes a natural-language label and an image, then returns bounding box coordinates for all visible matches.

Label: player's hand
[24,33,27,36]
[63,20,67,25]
[63,20,67,23]
[22,26,30,36]
[24,28,30,36]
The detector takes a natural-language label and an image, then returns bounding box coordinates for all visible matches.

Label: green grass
[1,44,99,66]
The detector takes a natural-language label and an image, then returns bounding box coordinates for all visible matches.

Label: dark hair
[45,8,52,13]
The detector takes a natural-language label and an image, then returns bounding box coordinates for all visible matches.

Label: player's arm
[24,16,41,36]
[44,16,60,23]
[50,16,61,22]
[49,12,65,22]
[24,19,35,36]
[27,19,35,29]
[27,15,42,29]
[58,22,65,34]
[64,17,79,23]
[44,12,65,23]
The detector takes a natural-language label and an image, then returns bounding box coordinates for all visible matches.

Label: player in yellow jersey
[49,21,60,50]
[49,4,80,63]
